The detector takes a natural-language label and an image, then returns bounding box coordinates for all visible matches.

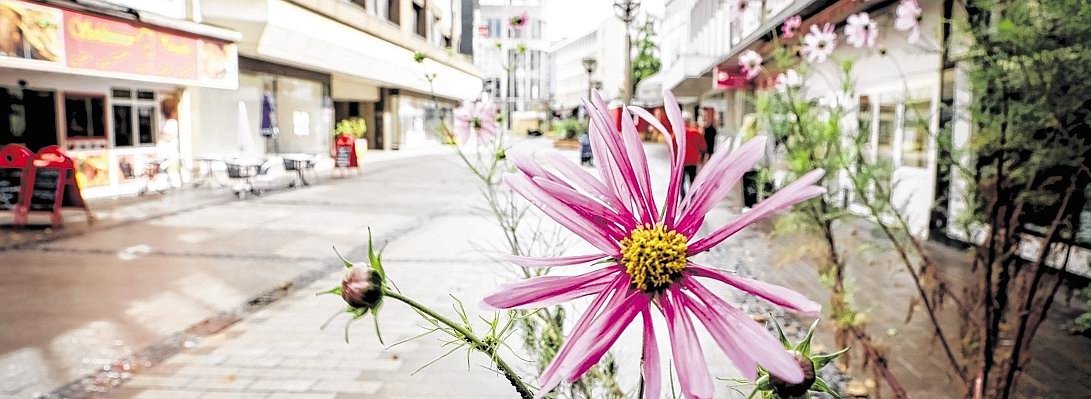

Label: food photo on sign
[0,0,63,61]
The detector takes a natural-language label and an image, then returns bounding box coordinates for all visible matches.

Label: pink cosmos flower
[483,91,825,399]
[800,23,837,63]
[509,11,529,29]
[844,12,879,48]
[781,15,802,39]
[894,0,922,44]
[453,99,498,144]
[739,50,763,80]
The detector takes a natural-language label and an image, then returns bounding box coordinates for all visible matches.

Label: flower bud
[341,267,383,310]
[770,352,817,398]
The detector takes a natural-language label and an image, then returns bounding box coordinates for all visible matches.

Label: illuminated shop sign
[0,0,237,89]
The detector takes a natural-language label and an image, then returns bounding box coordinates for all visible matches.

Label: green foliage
[1074,288,1091,334]
[335,118,367,139]
[962,0,1091,232]
[550,118,587,140]
[631,19,662,96]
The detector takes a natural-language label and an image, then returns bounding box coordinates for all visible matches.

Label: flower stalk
[381,288,535,399]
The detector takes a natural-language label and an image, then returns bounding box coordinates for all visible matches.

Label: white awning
[206,0,482,101]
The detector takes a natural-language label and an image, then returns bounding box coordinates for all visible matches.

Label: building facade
[473,0,549,132]
[197,0,482,156]
[0,0,240,198]
[643,0,1091,277]
[549,17,627,113]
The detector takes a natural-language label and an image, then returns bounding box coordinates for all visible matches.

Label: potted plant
[551,118,584,149]
[335,118,368,160]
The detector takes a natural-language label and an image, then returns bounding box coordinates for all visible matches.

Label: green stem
[383,289,535,399]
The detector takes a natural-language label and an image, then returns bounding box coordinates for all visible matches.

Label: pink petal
[503,253,608,268]
[662,91,687,228]
[562,291,649,382]
[682,277,805,383]
[532,177,630,238]
[584,99,642,217]
[641,310,662,399]
[482,267,619,310]
[504,174,621,255]
[619,106,658,222]
[686,263,821,315]
[508,151,568,187]
[688,169,826,254]
[626,106,676,159]
[538,276,631,396]
[539,150,638,225]
[676,137,767,237]
[591,94,650,223]
[661,287,715,399]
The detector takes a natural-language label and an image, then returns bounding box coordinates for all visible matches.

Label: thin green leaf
[812,346,851,370]
[367,227,387,280]
[770,315,792,349]
[316,286,343,297]
[796,319,821,356]
[332,246,354,269]
[373,311,385,345]
[811,377,843,399]
[412,343,466,375]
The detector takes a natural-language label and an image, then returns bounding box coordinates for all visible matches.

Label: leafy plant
[335,118,367,139]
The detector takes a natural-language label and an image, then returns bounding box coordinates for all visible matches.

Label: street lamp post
[614,0,640,103]
[581,56,598,103]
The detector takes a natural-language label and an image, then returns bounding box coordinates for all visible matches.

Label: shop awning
[0,0,240,89]
[205,0,482,102]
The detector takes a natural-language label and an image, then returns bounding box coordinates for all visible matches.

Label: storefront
[0,0,238,198]
[189,57,332,161]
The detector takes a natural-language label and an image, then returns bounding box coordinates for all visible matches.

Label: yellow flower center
[620,224,688,293]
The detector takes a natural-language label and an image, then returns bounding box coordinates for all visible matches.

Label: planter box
[553,139,580,149]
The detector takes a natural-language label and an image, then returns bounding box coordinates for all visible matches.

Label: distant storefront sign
[713,65,749,90]
[0,0,237,89]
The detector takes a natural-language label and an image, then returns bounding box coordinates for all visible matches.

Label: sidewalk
[0,146,451,251]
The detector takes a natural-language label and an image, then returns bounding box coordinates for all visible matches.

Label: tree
[630,19,661,98]
[960,1,1091,397]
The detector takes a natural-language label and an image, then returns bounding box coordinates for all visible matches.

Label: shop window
[112,105,133,147]
[111,88,157,147]
[876,100,897,167]
[901,101,931,168]
[1,87,57,151]
[137,106,156,145]
[64,94,105,139]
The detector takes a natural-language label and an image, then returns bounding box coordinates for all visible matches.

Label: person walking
[702,113,718,159]
[681,117,707,197]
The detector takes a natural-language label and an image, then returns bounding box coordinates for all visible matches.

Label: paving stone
[200,392,267,399]
[186,376,255,391]
[126,375,194,389]
[265,394,335,399]
[309,379,383,394]
[245,378,317,392]
[131,389,203,399]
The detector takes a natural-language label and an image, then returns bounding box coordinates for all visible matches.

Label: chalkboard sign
[15,146,92,227]
[0,144,33,213]
[0,167,21,210]
[28,167,61,212]
[335,146,352,168]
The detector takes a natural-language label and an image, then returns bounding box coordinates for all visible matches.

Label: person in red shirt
[681,116,707,197]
